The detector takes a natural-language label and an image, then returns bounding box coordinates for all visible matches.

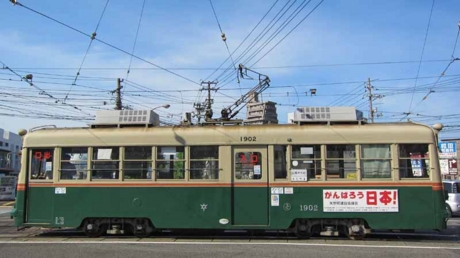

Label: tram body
[10,121,449,238]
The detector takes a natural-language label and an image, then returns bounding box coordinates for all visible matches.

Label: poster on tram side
[323,189,399,212]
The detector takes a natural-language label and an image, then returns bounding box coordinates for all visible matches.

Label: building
[0,128,22,176]
[244,92,278,124]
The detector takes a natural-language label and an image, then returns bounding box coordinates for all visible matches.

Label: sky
[0,0,459,139]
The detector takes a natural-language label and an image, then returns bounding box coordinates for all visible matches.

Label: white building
[0,129,22,176]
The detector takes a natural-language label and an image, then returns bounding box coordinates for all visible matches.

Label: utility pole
[200,81,218,121]
[365,78,383,123]
[113,78,123,110]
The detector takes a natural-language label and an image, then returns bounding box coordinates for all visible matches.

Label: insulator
[91,32,97,40]
[221,33,226,42]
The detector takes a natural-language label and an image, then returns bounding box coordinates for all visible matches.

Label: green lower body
[11,186,448,231]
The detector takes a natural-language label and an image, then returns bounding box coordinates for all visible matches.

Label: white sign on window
[291,169,307,181]
[323,189,399,212]
[97,149,112,160]
[160,147,177,157]
[300,147,313,155]
[254,165,261,175]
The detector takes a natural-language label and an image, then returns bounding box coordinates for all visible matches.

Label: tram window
[156,146,185,179]
[60,147,88,180]
[124,146,152,180]
[190,146,219,179]
[398,144,429,178]
[326,145,357,180]
[30,149,54,180]
[274,145,287,179]
[91,147,120,179]
[235,152,262,180]
[360,144,391,178]
[291,145,321,180]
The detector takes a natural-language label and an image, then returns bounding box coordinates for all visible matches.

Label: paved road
[1,209,460,258]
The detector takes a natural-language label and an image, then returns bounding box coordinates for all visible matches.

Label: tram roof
[20,121,439,147]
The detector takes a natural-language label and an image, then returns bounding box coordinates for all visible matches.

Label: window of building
[291,145,321,180]
[124,146,152,179]
[156,146,185,179]
[326,145,357,179]
[91,147,120,179]
[60,147,88,180]
[360,144,391,178]
[190,146,219,179]
[274,145,287,179]
[30,148,54,180]
[235,151,262,180]
[398,144,429,178]
[5,143,8,147]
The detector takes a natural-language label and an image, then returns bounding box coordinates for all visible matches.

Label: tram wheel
[294,221,311,239]
[133,219,152,238]
[83,219,107,238]
[343,225,366,240]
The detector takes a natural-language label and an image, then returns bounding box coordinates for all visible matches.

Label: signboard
[439,142,457,159]
[440,159,449,175]
[291,169,307,181]
[449,159,457,174]
[323,189,399,212]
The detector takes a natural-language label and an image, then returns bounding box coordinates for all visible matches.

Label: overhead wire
[250,0,325,67]
[406,0,436,115]
[9,1,201,86]
[202,0,279,82]
[64,0,110,102]
[0,60,94,117]
[123,0,147,90]
[209,0,240,94]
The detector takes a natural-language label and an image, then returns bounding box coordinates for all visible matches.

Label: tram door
[232,146,269,226]
[25,149,54,223]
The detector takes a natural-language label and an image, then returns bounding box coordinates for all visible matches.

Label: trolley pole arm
[220,64,270,120]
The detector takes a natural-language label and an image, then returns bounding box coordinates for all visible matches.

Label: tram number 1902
[240,136,257,142]
[300,204,318,211]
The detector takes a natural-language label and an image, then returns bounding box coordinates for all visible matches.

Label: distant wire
[244,0,313,67]
[213,0,295,83]
[124,0,147,90]
[7,59,450,71]
[64,0,110,102]
[11,1,200,86]
[407,0,435,114]
[451,21,460,59]
[0,60,94,117]
[403,19,460,120]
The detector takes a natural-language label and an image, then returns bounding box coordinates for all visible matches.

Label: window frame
[29,148,55,181]
[189,146,219,180]
[155,146,186,180]
[123,146,153,180]
[59,147,88,181]
[360,144,392,179]
[325,144,357,180]
[290,144,322,181]
[398,143,430,179]
[90,146,121,180]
